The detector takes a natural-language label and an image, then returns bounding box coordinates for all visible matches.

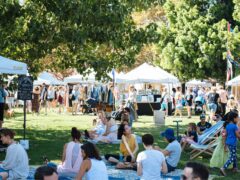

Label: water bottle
[119,153,124,162]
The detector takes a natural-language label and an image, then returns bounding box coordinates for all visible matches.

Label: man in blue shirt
[0,82,7,128]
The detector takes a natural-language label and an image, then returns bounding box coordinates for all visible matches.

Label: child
[210,121,230,168]
[181,123,198,150]
[220,111,240,176]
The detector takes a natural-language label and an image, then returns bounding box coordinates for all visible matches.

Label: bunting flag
[226,56,233,82]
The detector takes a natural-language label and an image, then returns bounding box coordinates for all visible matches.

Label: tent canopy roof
[124,63,179,84]
[0,56,28,75]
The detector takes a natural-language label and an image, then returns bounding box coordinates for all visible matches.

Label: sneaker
[220,168,226,176]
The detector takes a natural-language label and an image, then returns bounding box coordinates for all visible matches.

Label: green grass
[1,108,238,179]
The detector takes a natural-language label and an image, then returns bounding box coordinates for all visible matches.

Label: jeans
[224,145,237,169]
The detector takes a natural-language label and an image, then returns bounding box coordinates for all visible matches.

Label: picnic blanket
[27,165,182,180]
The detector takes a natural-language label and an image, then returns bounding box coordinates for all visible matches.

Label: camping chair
[189,121,224,159]
[189,138,218,160]
[197,120,224,145]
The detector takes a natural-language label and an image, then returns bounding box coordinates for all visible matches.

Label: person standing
[40,83,48,115]
[128,85,137,126]
[207,87,220,119]
[185,88,194,118]
[0,82,7,128]
[218,86,228,116]
[174,87,183,118]
[220,111,240,176]
[32,86,41,115]
[160,88,170,116]
[71,85,80,115]
[137,134,167,180]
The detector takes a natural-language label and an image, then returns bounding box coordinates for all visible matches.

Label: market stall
[37,71,64,85]
[226,75,240,100]
[123,63,179,115]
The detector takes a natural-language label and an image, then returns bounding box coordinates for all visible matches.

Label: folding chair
[189,138,218,160]
[189,121,224,159]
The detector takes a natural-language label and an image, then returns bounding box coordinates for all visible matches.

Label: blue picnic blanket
[27,165,181,180]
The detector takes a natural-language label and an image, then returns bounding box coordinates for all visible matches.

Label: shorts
[185,101,192,107]
[166,161,176,173]
[161,102,168,111]
[47,98,54,102]
[0,103,4,121]
[176,104,183,110]
[207,103,217,113]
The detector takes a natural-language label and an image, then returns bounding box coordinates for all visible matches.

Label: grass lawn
[1,108,239,179]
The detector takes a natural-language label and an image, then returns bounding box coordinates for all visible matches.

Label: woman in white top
[47,86,55,111]
[137,134,167,180]
[76,142,108,180]
[0,128,29,180]
[96,117,118,143]
[57,127,83,177]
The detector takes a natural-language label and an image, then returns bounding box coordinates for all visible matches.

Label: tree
[0,0,163,78]
[155,0,240,82]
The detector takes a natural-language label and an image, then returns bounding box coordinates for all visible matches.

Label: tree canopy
[0,0,163,78]
[154,0,240,82]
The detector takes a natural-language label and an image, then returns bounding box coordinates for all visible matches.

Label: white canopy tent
[34,71,64,85]
[186,79,212,87]
[124,63,179,84]
[0,55,28,75]
[64,72,96,84]
[33,78,51,86]
[226,75,240,86]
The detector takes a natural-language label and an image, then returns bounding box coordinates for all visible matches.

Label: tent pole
[23,100,26,140]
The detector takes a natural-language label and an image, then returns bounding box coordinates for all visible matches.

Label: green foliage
[233,0,240,22]
[0,0,162,78]
[155,0,240,82]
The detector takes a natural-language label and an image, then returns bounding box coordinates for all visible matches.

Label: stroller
[194,96,204,115]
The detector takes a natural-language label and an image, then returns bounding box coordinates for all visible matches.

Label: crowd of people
[0,109,212,180]
[161,85,238,120]
[2,80,240,179]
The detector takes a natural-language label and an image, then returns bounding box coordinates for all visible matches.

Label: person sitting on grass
[220,111,240,176]
[181,123,198,150]
[95,116,118,143]
[197,114,212,135]
[76,142,108,180]
[137,134,167,180]
[117,113,130,140]
[0,128,29,180]
[57,127,83,177]
[155,128,181,173]
[182,162,209,180]
[84,111,107,139]
[105,124,139,169]
[35,166,58,180]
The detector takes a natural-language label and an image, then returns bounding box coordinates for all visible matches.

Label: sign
[18,75,33,100]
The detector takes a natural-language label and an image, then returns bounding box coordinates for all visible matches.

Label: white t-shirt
[137,149,165,180]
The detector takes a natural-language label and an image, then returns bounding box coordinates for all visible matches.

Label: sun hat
[161,128,175,140]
